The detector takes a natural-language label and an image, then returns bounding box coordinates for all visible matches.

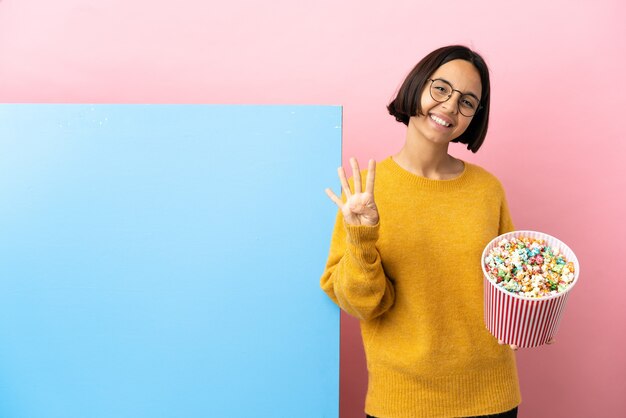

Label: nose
[440,91,462,114]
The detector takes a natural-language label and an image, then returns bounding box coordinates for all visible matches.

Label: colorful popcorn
[484,236,576,298]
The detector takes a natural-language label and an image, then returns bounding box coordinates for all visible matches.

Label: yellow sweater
[320,157,521,418]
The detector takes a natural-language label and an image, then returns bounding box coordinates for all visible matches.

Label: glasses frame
[427,78,482,117]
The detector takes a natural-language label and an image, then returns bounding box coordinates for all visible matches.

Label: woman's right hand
[325,158,379,226]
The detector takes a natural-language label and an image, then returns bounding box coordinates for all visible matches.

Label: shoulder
[464,162,506,193]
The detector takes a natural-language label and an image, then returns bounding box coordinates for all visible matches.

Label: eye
[460,97,478,109]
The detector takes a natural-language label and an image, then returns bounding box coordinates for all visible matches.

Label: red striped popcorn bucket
[482,231,580,348]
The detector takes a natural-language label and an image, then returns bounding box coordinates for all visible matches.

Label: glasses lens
[459,94,479,117]
[430,79,452,103]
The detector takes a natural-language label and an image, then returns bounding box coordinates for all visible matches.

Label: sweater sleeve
[319,209,395,321]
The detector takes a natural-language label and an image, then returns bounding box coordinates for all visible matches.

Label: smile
[429,114,452,127]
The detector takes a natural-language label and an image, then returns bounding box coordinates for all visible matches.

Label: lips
[429,113,453,128]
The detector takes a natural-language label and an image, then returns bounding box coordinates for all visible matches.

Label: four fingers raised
[326,157,376,207]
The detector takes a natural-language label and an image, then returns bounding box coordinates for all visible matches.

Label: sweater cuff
[345,223,380,265]
[345,222,379,245]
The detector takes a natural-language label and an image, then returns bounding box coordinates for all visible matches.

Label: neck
[393,126,462,180]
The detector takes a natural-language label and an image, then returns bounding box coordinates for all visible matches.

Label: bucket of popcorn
[482,231,580,348]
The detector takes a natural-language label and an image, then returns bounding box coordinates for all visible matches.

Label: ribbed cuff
[345,223,379,265]
[345,223,379,243]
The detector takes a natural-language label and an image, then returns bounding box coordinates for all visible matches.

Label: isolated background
[1,1,625,417]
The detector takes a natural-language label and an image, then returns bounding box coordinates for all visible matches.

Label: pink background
[1,1,624,417]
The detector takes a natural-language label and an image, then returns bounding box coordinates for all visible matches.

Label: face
[409,59,482,145]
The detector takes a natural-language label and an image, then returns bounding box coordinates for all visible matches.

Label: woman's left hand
[498,340,518,351]
[498,338,555,351]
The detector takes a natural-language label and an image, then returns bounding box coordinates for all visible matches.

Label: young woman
[321,45,520,418]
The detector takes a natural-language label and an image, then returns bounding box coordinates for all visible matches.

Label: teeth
[430,115,451,127]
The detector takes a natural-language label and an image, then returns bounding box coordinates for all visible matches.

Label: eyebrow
[436,77,481,101]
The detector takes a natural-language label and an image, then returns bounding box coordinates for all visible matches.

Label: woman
[321,45,520,418]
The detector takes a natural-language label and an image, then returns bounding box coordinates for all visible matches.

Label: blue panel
[0,105,340,418]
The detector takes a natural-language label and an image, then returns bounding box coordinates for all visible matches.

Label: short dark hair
[387,45,491,153]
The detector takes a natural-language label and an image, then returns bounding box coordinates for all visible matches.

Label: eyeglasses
[427,79,481,117]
